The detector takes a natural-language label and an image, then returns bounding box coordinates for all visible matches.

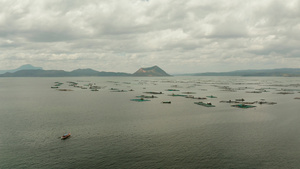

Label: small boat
[136,95,157,98]
[276,92,294,94]
[168,94,187,97]
[111,90,127,92]
[194,102,215,107]
[144,91,163,94]
[130,98,150,102]
[231,104,256,108]
[220,100,234,103]
[162,101,171,104]
[206,95,217,98]
[246,91,262,93]
[61,133,71,140]
[193,97,207,100]
[182,92,196,94]
[257,101,277,105]
[57,89,73,91]
[185,95,195,98]
[165,89,180,91]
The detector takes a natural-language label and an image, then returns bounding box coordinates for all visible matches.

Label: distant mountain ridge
[0,65,170,77]
[0,69,130,77]
[2,64,298,77]
[185,68,300,77]
[0,64,42,74]
[133,65,171,76]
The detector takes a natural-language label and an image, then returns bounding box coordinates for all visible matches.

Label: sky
[0,0,299,74]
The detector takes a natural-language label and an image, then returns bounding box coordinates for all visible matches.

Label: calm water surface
[0,77,300,168]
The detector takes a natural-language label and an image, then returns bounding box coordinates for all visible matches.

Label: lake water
[0,76,300,169]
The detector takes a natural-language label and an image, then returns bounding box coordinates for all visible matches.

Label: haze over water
[1,76,300,168]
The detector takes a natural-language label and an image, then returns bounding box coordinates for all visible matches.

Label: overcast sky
[0,0,299,74]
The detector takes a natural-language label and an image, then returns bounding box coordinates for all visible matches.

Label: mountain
[186,68,300,77]
[1,64,299,77]
[69,69,103,76]
[132,65,171,76]
[68,69,130,76]
[0,68,131,77]
[0,64,42,74]
[0,69,69,77]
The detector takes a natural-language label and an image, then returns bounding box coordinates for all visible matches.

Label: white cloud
[0,0,299,73]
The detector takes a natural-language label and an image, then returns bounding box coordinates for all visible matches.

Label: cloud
[0,0,299,73]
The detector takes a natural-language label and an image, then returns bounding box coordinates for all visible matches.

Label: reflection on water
[1,77,300,168]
